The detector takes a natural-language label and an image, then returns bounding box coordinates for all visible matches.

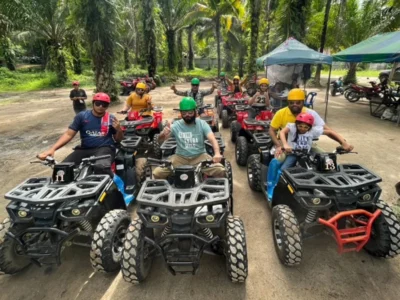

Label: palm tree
[117,0,138,70]
[247,0,262,76]
[142,0,158,77]
[187,0,244,75]
[0,14,16,71]
[74,0,119,101]
[0,0,70,83]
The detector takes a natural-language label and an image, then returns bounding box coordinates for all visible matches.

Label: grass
[321,69,381,78]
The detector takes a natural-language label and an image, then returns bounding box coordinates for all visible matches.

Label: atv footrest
[318,209,381,253]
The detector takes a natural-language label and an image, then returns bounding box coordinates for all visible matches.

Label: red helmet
[93,92,111,103]
[295,112,314,126]
[72,81,79,86]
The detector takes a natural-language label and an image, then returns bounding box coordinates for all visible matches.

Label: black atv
[0,138,146,275]
[247,147,400,266]
[120,158,248,284]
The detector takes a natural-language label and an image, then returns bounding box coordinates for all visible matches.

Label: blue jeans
[280,155,297,170]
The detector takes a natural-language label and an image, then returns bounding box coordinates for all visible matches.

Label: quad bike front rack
[318,209,381,254]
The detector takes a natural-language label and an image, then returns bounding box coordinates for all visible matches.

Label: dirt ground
[0,83,399,300]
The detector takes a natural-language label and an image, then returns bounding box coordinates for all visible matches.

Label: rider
[227,75,248,94]
[171,78,217,115]
[120,82,153,116]
[217,72,230,90]
[69,81,87,115]
[269,88,353,157]
[38,93,123,176]
[279,112,340,169]
[153,97,225,179]
[248,78,271,119]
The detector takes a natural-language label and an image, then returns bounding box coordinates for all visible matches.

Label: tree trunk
[143,0,157,76]
[247,0,261,76]
[70,40,82,75]
[166,29,176,72]
[177,31,183,72]
[0,37,16,71]
[95,59,118,101]
[188,26,194,70]
[124,46,130,70]
[47,44,67,84]
[314,0,332,85]
[345,63,358,84]
[224,40,233,72]
[238,47,246,78]
[215,15,221,75]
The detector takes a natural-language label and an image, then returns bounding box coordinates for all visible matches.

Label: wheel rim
[112,224,128,262]
[273,219,283,250]
[247,164,253,184]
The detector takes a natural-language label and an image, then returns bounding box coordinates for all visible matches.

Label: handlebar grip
[82,155,111,163]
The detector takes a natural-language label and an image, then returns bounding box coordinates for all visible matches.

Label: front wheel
[271,205,302,266]
[364,200,400,258]
[235,136,248,166]
[0,219,31,274]
[121,218,153,284]
[230,121,241,143]
[222,110,229,128]
[225,215,248,283]
[90,209,130,273]
[247,154,261,192]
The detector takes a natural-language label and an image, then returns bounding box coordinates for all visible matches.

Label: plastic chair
[305,92,317,109]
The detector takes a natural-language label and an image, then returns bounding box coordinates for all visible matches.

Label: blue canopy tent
[257,38,333,120]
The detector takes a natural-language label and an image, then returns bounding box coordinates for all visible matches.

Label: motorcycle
[344,81,382,103]
[330,80,344,96]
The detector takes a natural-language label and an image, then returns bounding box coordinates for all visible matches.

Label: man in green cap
[153,97,225,179]
[217,71,230,90]
[171,78,217,115]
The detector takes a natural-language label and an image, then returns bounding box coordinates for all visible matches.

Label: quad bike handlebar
[31,156,58,166]
[282,147,357,155]
[147,158,225,169]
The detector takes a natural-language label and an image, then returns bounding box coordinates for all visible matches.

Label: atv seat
[200,116,213,122]
[122,116,154,127]
[251,103,267,109]
[244,119,268,127]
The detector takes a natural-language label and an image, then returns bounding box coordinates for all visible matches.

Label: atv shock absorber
[305,210,317,223]
[202,228,213,239]
[79,220,93,232]
[161,225,171,237]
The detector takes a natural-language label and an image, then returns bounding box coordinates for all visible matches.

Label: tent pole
[324,64,332,122]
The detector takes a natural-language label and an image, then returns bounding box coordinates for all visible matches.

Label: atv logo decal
[55,170,65,182]
[180,174,189,181]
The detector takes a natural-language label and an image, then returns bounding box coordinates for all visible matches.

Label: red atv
[215,86,231,108]
[231,103,274,166]
[217,92,250,129]
[119,107,166,157]
[120,76,156,96]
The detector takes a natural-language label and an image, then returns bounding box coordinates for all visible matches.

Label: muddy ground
[0,83,399,300]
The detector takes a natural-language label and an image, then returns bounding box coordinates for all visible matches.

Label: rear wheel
[247,154,261,191]
[271,205,302,266]
[364,200,400,258]
[0,219,31,275]
[90,209,130,273]
[153,134,162,159]
[230,121,241,143]
[235,136,248,166]
[222,110,229,128]
[121,218,153,284]
[225,215,248,283]
[345,89,361,102]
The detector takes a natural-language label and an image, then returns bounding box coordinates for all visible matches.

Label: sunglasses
[181,110,195,116]
[288,101,303,106]
[191,84,199,87]
[93,101,109,108]
[136,88,145,92]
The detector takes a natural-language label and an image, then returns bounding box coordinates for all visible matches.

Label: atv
[218,92,249,129]
[232,103,274,166]
[247,147,400,266]
[215,87,231,108]
[119,107,166,155]
[120,158,247,284]
[0,138,146,275]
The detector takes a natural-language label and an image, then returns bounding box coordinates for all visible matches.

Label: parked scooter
[330,77,344,96]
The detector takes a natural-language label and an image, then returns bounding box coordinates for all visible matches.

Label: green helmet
[191,78,200,85]
[179,97,197,111]
[219,72,225,77]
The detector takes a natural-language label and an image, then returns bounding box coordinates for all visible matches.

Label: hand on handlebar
[212,153,223,163]
[118,110,128,114]
[341,142,354,152]
[282,145,292,154]
[274,146,283,158]
[37,149,55,161]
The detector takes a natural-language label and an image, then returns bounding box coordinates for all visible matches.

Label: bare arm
[174,89,187,96]
[249,92,259,105]
[147,96,153,110]
[240,76,249,87]
[158,121,172,143]
[269,126,281,148]
[323,126,353,151]
[279,127,290,149]
[37,129,77,159]
[206,132,221,161]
